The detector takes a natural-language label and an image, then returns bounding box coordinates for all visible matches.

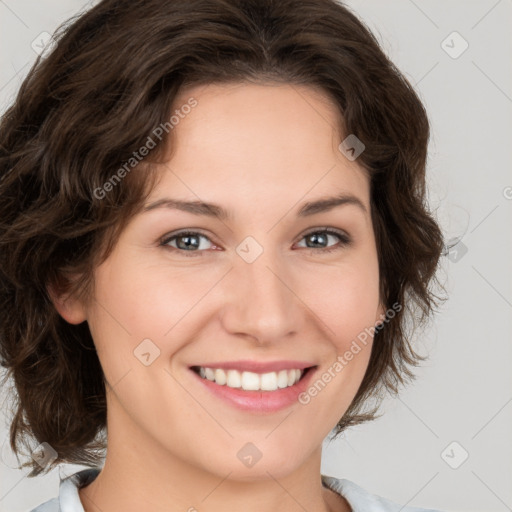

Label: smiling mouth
[190,365,316,392]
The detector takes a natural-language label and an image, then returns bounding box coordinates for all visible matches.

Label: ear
[47,276,87,325]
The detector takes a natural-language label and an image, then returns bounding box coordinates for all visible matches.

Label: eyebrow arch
[142,193,367,220]
[297,194,367,216]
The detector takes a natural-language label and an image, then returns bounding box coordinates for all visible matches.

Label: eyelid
[159,226,352,255]
[159,229,217,250]
[297,226,351,243]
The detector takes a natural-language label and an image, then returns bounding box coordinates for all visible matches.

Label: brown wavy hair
[0,0,444,477]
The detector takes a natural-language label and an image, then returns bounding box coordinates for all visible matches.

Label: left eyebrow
[141,193,367,220]
[297,193,367,216]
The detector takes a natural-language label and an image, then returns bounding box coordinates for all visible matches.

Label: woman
[0,0,445,510]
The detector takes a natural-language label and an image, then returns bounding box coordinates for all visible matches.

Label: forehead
[170,81,343,157]
[149,82,369,211]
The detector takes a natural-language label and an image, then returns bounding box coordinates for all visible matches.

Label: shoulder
[321,474,444,512]
[29,497,60,512]
[28,467,102,512]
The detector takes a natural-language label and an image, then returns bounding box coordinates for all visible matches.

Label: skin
[52,82,384,512]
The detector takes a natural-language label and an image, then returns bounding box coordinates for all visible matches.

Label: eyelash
[159,228,351,258]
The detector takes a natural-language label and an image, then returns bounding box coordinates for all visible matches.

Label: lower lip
[190,367,317,413]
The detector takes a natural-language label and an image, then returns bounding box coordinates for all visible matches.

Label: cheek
[90,256,204,338]
[87,238,380,377]
[295,260,380,418]
[329,279,380,348]
[299,256,380,349]
[86,255,223,381]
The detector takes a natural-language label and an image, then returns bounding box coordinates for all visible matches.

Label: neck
[78,391,351,512]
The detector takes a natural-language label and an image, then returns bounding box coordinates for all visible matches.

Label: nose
[219,247,303,345]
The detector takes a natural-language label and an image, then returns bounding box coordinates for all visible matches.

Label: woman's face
[60,82,384,481]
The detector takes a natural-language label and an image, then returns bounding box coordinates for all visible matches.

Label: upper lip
[191,360,317,373]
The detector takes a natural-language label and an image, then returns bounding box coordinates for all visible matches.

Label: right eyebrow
[142,198,231,220]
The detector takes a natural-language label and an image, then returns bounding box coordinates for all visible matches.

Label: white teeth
[242,371,261,390]
[260,372,277,391]
[277,369,289,389]
[214,368,227,385]
[226,369,241,388]
[196,367,304,390]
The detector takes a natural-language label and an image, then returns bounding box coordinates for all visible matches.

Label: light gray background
[0,1,511,511]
